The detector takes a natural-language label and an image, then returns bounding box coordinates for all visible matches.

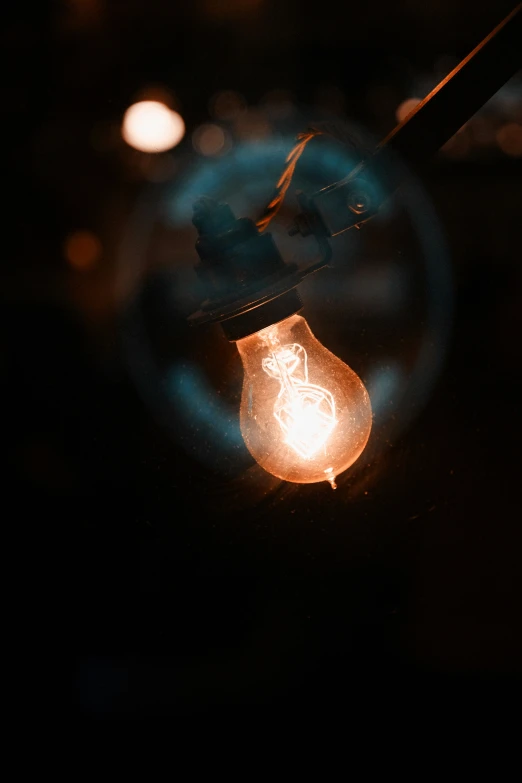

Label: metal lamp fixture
[188,4,521,488]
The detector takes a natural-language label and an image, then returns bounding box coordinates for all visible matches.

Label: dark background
[5,1,521,718]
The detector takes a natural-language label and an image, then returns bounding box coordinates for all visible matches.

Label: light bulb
[236,313,372,487]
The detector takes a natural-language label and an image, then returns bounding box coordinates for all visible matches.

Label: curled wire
[255,122,366,233]
[256,128,323,232]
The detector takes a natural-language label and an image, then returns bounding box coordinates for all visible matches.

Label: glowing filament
[237,314,372,485]
[262,343,337,458]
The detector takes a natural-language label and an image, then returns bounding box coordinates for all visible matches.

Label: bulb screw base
[220,287,302,341]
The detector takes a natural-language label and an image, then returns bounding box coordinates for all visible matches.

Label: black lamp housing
[188,5,521,341]
[189,196,303,341]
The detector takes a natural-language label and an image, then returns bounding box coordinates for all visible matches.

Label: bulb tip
[324,468,337,489]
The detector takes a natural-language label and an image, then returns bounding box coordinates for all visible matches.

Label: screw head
[348,190,370,215]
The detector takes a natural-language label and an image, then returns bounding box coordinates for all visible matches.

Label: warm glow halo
[122,100,185,153]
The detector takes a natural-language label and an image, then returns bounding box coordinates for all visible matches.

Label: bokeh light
[122,101,185,153]
[64,230,102,270]
[395,97,422,123]
[260,89,295,120]
[233,109,271,140]
[209,90,247,122]
[192,124,229,156]
[496,122,522,157]
[61,0,104,32]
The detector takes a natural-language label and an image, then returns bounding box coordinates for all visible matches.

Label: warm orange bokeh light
[122,101,185,153]
[496,122,522,157]
[209,90,247,121]
[64,230,102,270]
[234,109,271,140]
[395,97,421,123]
[192,124,228,156]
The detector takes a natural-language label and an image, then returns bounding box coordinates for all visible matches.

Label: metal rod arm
[378,3,522,170]
[300,4,522,237]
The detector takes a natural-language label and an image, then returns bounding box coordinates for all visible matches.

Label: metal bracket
[289,167,380,239]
